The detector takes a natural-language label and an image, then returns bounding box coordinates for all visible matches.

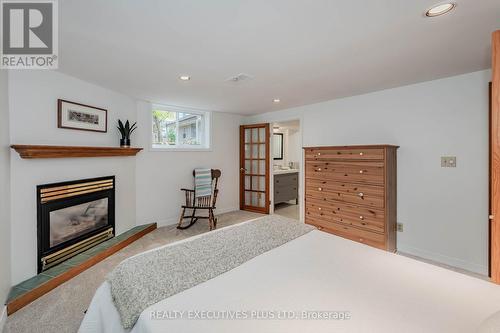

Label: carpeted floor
[4,210,263,333]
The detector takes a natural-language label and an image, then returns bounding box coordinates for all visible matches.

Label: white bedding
[79,230,500,333]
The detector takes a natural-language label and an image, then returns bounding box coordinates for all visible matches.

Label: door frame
[239,123,271,214]
[490,30,500,283]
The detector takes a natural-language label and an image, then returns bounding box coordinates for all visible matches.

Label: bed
[79,217,500,333]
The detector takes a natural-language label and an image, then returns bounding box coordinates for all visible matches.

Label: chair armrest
[181,188,195,206]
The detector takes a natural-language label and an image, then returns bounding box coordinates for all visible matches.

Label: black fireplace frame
[37,176,115,273]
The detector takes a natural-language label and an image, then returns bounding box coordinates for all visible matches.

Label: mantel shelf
[10,145,143,159]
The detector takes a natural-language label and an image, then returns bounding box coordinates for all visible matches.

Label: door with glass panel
[240,123,270,214]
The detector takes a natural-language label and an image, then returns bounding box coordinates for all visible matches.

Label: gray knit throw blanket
[107,215,315,329]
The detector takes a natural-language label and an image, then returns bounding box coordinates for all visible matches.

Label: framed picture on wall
[57,99,107,133]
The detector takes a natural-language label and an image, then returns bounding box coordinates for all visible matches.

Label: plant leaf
[117,126,125,138]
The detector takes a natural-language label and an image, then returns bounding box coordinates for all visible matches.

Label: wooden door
[240,123,270,214]
[491,30,500,283]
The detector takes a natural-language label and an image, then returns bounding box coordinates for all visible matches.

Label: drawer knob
[359,170,364,174]
[358,192,364,197]
[359,152,364,156]
[317,168,322,171]
[359,238,364,242]
[359,215,364,220]
[318,207,322,211]
[318,187,323,191]
[317,152,321,156]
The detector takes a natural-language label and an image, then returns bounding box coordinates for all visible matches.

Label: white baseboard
[0,306,7,333]
[151,206,241,228]
[397,242,488,276]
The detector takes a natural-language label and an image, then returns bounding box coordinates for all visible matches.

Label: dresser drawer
[275,186,298,203]
[306,179,385,208]
[306,161,384,185]
[305,147,384,161]
[306,216,386,249]
[274,173,298,186]
[306,199,385,233]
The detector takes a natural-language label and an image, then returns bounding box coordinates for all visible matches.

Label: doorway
[271,120,301,221]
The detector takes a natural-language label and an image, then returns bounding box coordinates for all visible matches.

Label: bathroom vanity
[273,170,299,204]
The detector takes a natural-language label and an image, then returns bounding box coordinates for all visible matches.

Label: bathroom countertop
[273,169,299,175]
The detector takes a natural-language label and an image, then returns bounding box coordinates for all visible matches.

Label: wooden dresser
[304,145,398,251]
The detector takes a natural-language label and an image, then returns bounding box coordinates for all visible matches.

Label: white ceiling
[58,0,500,115]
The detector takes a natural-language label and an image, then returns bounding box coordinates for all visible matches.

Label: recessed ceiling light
[273,98,281,103]
[425,3,456,17]
[179,75,190,81]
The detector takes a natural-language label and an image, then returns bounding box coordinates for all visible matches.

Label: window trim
[150,104,212,152]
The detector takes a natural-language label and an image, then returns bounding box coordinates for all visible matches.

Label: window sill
[149,146,212,152]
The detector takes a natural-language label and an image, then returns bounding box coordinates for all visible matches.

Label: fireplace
[37,176,115,273]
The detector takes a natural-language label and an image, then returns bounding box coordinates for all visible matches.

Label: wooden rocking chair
[177,169,221,231]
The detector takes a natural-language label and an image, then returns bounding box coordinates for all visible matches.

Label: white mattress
[79,230,500,333]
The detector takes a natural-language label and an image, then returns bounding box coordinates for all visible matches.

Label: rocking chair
[177,169,221,230]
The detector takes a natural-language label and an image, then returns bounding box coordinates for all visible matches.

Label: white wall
[8,70,138,284]
[287,129,301,166]
[135,101,242,227]
[0,71,11,315]
[247,70,490,275]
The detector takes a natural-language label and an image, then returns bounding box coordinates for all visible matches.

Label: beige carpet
[4,210,263,333]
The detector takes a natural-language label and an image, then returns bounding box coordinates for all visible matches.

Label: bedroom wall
[0,70,11,323]
[246,70,490,275]
[135,101,242,227]
[8,70,138,284]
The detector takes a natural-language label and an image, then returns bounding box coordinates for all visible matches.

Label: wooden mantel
[10,145,143,159]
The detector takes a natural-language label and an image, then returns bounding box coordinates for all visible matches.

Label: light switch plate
[441,156,457,168]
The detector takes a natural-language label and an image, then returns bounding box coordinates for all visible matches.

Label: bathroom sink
[273,168,299,175]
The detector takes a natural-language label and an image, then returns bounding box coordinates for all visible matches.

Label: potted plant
[117,120,137,147]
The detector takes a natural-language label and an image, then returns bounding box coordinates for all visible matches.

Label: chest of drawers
[304,145,398,251]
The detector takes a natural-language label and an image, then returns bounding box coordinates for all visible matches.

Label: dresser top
[303,144,399,149]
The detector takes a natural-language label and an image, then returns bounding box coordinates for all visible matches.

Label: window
[151,104,211,150]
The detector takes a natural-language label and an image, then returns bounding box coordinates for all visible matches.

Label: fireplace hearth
[37,176,115,273]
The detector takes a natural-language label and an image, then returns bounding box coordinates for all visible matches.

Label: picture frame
[57,99,107,133]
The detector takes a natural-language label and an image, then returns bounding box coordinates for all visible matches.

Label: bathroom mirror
[273,133,283,160]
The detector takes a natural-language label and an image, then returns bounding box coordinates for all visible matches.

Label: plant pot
[120,138,131,147]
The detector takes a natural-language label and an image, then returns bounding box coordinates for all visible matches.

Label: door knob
[490,215,495,220]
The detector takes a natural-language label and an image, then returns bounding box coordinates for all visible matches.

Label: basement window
[151,104,211,151]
